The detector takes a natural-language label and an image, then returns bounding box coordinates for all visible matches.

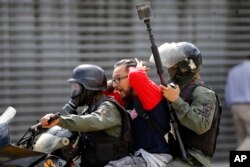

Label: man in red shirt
[105,58,173,166]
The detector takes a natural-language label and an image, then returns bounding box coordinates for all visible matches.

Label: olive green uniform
[168,80,217,167]
[59,101,122,138]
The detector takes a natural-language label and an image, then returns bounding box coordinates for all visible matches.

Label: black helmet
[150,42,202,74]
[62,64,107,114]
[67,64,107,91]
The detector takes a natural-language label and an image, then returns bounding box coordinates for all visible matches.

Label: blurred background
[1,0,250,165]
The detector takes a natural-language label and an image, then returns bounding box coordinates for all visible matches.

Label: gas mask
[62,83,86,114]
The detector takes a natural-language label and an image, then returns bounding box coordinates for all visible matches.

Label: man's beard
[121,87,134,101]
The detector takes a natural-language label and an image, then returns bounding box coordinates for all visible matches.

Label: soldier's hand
[160,84,180,102]
[40,113,60,128]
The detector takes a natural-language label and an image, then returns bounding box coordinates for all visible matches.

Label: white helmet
[150,42,202,72]
[150,42,202,81]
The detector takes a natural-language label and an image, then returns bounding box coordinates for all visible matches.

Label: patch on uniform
[100,108,111,117]
[126,109,138,120]
[201,103,212,117]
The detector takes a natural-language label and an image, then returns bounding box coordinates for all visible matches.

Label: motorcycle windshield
[0,106,16,147]
[0,123,10,147]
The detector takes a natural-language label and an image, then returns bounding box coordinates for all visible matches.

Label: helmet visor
[70,83,82,98]
[149,43,186,68]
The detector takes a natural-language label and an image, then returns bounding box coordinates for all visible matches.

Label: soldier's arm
[59,101,122,136]
[171,86,217,135]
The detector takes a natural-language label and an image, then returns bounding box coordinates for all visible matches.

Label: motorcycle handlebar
[29,112,61,131]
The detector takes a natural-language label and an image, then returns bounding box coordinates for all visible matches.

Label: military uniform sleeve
[171,86,217,135]
[58,101,122,137]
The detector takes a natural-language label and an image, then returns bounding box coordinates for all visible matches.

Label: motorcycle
[0,106,81,167]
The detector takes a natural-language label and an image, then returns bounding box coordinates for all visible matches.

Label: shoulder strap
[134,96,166,137]
[180,82,202,103]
